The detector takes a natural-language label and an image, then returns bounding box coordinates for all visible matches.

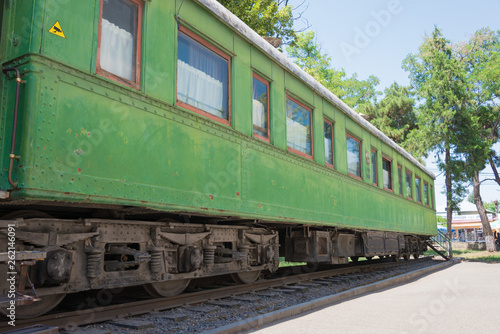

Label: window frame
[96,0,144,89]
[398,164,403,196]
[415,175,422,204]
[423,181,429,206]
[430,185,434,208]
[176,25,232,127]
[405,169,413,200]
[324,118,335,169]
[346,132,363,180]
[286,95,314,160]
[371,148,378,186]
[252,72,270,142]
[382,156,393,192]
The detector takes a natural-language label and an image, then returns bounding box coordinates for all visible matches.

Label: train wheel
[366,256,373,261]
[403,254,410,261]
[391,255,399,262]
[143,279,191,297]
[413,253,420,259]
[231,270,261,284]
[350,256,359,262]
[1,210,66,318]
[1,294,66,319]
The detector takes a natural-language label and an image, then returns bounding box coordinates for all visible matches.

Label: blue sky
[288,0,500,209]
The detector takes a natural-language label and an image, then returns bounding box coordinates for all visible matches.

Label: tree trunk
[473,171,496,252]
[445,146,453,239]
[489,155,500,187]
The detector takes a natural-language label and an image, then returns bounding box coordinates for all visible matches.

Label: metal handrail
[429,230,453,260]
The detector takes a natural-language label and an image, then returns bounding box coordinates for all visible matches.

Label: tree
[217,0,296,45]
[403,27,469,240]
[404,27,500,251]
[358,83,417,147]
[286,31,380,109]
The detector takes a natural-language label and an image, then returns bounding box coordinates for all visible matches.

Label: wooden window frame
[346,132,362,180]
[405,169,413,200]
[96,0,143,89]
[423,181,430,206]
[398,164,403,196]
[382,156,393,192]
[286,95,313,160]
[176,25,232,127]
[371,148,378,186]
[252,72,270,142]
[415,175,422,204]
[324,118,334,169]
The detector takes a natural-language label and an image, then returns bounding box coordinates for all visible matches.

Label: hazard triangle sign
[49,21,66,39]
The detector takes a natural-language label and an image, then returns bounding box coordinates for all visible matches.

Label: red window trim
[415,175,422,204]
[382,155,393,192]
[176,25,232,127]
[423,181,430,206]
[405,169,413,200]
[346,132,362,180]
[324,118,334,169]
[286,95,313,160]
[371,148,378,186]
[96,0,143,90]
[397,164,403,196]
[252,72,270,142]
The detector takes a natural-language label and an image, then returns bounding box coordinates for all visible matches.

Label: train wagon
[0,0,436,318]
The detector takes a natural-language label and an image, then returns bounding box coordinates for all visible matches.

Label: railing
[428,230,452,260]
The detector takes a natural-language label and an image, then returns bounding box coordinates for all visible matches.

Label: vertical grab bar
[2,68,25,189]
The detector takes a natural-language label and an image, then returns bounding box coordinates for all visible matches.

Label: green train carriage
[0,0,436,318]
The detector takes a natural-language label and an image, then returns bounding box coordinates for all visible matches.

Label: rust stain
[87,132,91,137]
[236,192,240,197]
[258,204,263,208]
[77,168,82,172]
[209,195,214,200]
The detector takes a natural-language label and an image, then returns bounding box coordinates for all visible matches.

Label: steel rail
[0,257,435,331]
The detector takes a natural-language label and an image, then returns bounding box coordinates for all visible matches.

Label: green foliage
[403,27,500,213]
[217,0,296,45]
[358,83,417,147]
[286,31,380,109]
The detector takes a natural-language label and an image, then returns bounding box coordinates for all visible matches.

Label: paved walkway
[253,262,500,334]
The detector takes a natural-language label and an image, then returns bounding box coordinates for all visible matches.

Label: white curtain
[253,99,266,129]
[287,118,308,153]
[325,138,333,163]
[100,18,134,81]
[177,59,224,117]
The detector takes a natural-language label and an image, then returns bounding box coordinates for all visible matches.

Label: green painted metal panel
[41,0,96,72]
[143,0,176,104]
[251,46,272,75]
[233,57,252,136]
[285,72,314,106]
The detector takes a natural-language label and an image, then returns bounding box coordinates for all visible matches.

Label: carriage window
[430,185,434,208]
[371,149,377,186]
[424,181,429,206]
[253,74,270,141]
[324,119,334,167]
[415,175,422,203]
[98,0,143,86]
[286,96,312,159]
[382,157,392,191]
[177,27,230,125]
[406,169,413,199]
[398,164,403,195]
[346,133,362,179]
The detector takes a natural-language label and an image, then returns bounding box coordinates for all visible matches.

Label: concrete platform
[252,262,500,334]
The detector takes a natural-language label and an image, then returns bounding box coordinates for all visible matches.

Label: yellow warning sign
[48,21,66,39]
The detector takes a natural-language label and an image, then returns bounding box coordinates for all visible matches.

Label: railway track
[1,257,450,333]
